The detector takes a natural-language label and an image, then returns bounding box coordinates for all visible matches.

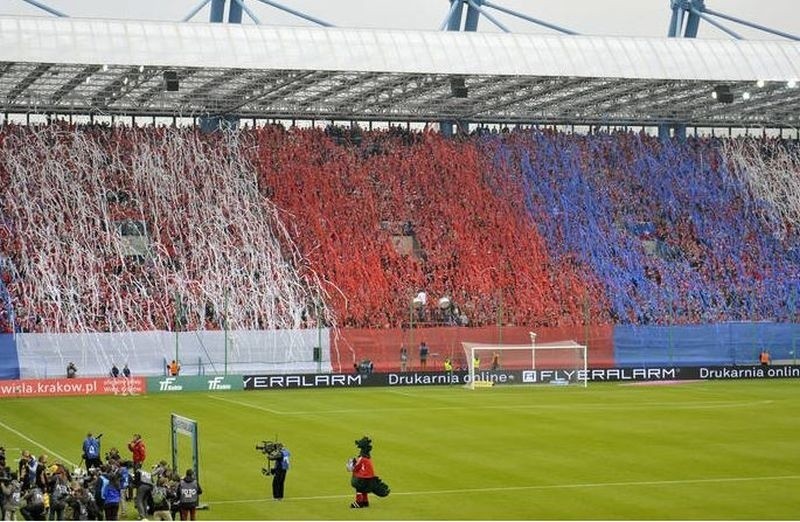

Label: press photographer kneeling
[256,441,290,501]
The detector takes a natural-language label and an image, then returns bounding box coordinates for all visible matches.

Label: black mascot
[347,436,390,508]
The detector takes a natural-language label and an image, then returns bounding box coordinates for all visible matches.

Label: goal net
[462,332,588,388]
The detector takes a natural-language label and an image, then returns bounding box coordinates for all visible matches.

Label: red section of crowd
[252,126,596,329]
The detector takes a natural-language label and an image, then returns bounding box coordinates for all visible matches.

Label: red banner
[0,377,147,398]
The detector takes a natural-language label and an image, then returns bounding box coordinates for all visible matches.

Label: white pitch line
[206,394,284,414]
[0,419,77,467]
[205,395,774,416]
[207,474,800,506]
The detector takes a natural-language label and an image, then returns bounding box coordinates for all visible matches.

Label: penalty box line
[208,474,800,505]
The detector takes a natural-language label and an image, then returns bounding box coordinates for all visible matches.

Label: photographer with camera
[177,469,202,521]
[256,441,290,501]
[82,433,103,470]
[127,434,146,471]
[1,456,22,522]
[133,466,154,520]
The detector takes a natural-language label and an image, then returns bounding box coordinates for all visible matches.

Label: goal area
[462,332,587,388]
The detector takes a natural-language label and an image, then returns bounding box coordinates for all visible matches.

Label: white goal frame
[462,332,588,389]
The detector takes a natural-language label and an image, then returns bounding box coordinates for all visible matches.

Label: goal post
[462,332,588,388]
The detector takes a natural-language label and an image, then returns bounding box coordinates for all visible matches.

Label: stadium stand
[0,123,798,341]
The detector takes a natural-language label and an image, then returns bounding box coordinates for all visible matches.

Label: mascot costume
[347,436,390,508]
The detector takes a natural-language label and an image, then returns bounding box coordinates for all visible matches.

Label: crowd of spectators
[0,123,331,334]
[0,123,798,334]
[488,130,800,324]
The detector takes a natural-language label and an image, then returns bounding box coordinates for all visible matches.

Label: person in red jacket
[347,436,390,509]
[127,434,146,470]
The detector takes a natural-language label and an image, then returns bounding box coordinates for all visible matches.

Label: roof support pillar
[445,0,465,31]
[228,0,243,23]
[203,0,242,132]
[464,0,483,31]
[209,0,225,22]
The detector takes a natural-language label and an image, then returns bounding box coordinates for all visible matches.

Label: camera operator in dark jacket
[267,444,290,501]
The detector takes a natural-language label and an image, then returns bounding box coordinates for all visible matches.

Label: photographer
[133,467,154,520]
[99,465,122,521]
[19,486,46,521]
[47,465,71,521]
[82,433,102,470]
[177,469,201,521]
[1,471,21,521]
[127,434,146,471]
[266,444,290,501]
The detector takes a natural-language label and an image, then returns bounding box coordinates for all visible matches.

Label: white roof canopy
[1,15,799,126]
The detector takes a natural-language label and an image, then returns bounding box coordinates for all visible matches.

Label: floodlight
[756,80,765,88]
[712,85,733,104]
[742,91,751,100]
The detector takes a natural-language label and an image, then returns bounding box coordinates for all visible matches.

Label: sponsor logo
[207,376,232,390]
[0,377,146,398]
[244,374,365,389]
[522,368,678,383]
[159,377,183,391]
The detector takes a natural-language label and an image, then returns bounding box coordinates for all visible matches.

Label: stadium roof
[2,15,800,127]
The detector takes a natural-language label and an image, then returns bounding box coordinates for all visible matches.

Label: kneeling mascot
[347,436,390,508]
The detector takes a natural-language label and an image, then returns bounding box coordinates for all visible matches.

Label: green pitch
[1,379,798,520]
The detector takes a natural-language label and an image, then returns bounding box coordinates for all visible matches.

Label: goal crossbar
[462,336,588,388]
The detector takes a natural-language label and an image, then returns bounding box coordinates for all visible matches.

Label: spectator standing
[418,341,429,370]
[122,364,131,378]
[110,364,120,378]
[491,351,500,370]
[66,362,77,379]
[399,345,408,372]
[178,469,202,521]
[127,434,146,470]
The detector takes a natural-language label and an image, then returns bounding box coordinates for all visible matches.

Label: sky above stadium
[1,0,799,39]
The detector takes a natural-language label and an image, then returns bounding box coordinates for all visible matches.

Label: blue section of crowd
[488,131,800,325]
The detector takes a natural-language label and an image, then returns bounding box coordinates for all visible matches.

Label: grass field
[1,379,799,520]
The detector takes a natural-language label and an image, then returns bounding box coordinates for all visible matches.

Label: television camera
[255,440,283,477]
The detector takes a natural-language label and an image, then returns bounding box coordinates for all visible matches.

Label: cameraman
[267,444,290,501]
